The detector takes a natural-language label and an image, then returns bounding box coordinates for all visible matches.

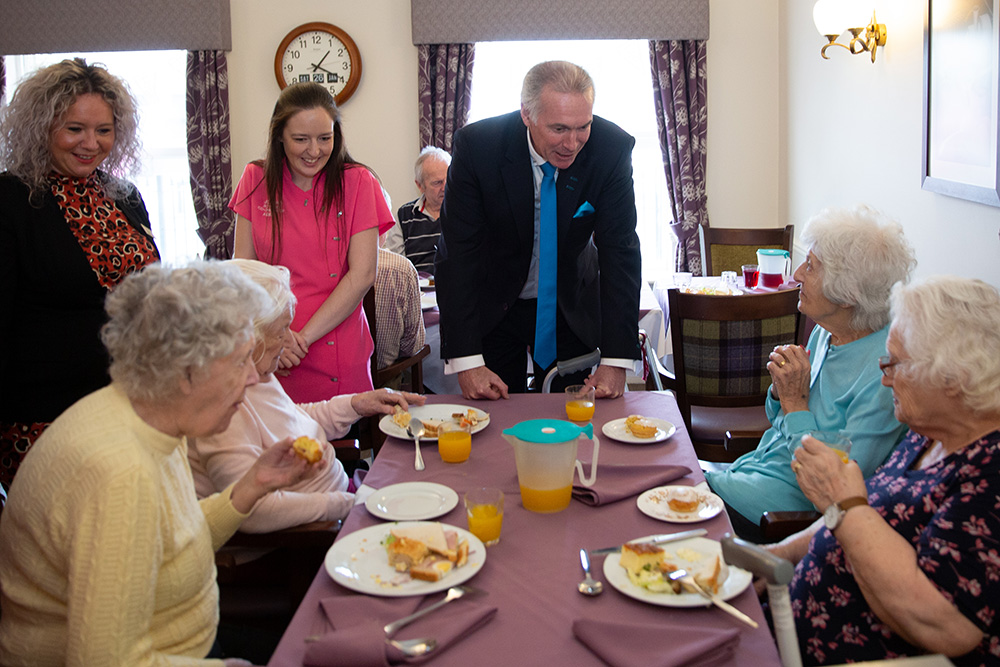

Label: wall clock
[274,22,362,105]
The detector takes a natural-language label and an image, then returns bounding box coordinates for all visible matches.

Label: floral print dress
[790,429,1000,665]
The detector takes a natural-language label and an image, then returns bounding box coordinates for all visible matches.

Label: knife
[589,528,708,555]
[669,570,759,628]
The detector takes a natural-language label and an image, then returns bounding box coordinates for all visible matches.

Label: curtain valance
[0,0,231,55]
[410,0,708,44]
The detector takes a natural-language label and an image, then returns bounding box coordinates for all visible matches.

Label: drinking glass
[808,430,853,463]
[565,384,596,422]
[742,264,759,289]
[438,421,472,463]
[465,487,504,546]
[673,272,692,288]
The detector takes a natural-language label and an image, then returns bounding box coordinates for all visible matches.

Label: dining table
[267,391,783,666]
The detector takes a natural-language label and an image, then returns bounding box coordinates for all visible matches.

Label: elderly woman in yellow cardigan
[0,261,317,666]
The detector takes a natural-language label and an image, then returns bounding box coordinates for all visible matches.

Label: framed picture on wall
[921,0,1000,207]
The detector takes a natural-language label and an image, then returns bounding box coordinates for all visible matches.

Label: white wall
[781,0,1000,286]
[705,1,782,231]
[228,1,421,210]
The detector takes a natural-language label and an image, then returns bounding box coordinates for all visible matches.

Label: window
[468,40,675,283]
[4,51,205,264]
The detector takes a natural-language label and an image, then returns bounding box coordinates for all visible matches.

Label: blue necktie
[534,162,557,368]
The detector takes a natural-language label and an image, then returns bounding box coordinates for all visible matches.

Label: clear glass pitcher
[502,419,600,513]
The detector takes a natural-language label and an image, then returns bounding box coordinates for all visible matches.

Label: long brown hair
[249,83,360,261]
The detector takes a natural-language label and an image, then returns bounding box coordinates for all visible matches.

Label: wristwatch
[822,496,868,532]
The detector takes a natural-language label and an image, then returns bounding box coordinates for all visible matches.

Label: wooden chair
[699,224,793,276]
[655,287,804,462]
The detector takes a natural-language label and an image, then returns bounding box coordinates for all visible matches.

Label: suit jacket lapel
[499,114,535,246]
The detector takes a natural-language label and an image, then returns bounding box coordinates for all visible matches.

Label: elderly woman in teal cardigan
[705,205,916,542]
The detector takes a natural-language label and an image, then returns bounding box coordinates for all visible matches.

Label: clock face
[278,28,358,103]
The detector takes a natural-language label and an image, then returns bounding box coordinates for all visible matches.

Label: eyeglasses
[878,355,903,378]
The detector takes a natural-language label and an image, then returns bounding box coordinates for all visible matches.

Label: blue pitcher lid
[502,419,593,443]
[756,248,789,257]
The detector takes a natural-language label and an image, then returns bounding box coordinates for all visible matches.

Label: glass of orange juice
[438,421,471,463]
[465,487,503,546]
[809,430,853,463]
[565,384,595,422]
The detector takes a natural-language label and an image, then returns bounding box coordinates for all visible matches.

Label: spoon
[406,417,426,471]
[578,548,604,596]
[384,585,475,636]
[387,636,437,658]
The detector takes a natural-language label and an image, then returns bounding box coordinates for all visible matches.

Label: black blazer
[435,111,641,362]
[0,173,158,424]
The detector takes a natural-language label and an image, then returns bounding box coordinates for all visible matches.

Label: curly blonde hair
[0,58,141,203]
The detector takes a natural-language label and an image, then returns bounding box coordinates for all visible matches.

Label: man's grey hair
[414,145,451,183]
[520,61,595,124]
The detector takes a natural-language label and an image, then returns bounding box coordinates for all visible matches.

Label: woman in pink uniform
[231,83,394,402]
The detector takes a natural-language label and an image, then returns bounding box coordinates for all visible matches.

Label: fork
[383,585,477,636]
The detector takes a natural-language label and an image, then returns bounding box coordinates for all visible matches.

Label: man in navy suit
[435,61,641,399]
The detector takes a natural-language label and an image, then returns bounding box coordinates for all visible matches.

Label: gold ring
[779,361,786,367]
[792,461,802,473]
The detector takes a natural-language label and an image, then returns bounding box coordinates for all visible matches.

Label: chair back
[699,225,793,276]
[665,287,802,441]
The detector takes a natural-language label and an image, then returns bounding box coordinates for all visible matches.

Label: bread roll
[667,487,701,513]
[292,436,323,463]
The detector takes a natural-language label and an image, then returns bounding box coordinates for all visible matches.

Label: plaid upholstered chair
[660,287,804,462]
[698,225,793,277]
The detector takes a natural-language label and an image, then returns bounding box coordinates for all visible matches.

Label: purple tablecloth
[267,392,782,666]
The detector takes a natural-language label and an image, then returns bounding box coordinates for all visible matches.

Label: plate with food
[379,404,490,441]
[365,482,459,521]
[324,521,486,597]
[602,535,751,607]
[602,415,676,444]
[418,276,435,290]
[637,485,724,523]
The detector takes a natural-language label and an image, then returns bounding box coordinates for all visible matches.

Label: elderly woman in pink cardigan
[188,259,424,532]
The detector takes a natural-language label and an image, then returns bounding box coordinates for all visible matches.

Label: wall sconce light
[813,0,887,63]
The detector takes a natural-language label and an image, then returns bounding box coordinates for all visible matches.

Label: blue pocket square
[574,201,595,218]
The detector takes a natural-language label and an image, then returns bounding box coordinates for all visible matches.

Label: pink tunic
[230,163,394,402]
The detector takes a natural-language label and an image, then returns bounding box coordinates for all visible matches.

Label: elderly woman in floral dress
[766,276,1000,665]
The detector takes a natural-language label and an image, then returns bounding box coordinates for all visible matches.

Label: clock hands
[310,50,331,73]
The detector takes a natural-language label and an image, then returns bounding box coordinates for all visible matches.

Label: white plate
[602,536,752,607]
[325,521,486,597]
[602,417,676,444]
[379,404,491,442]
[418,277,435,289]
[637,485,724,523]
[421,293,437,310]
[365,482,459,521]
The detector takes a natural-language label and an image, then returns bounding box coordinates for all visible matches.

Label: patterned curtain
[1,56,6,109]
[417,43,475,153]
[649,40,709,274]
[186,50,234,259]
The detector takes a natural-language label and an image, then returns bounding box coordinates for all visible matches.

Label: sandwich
[384,523,470,582]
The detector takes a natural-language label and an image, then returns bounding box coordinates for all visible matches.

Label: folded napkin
[573,618,740,667]
[572,464,691,506]
[303,593,497,667]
